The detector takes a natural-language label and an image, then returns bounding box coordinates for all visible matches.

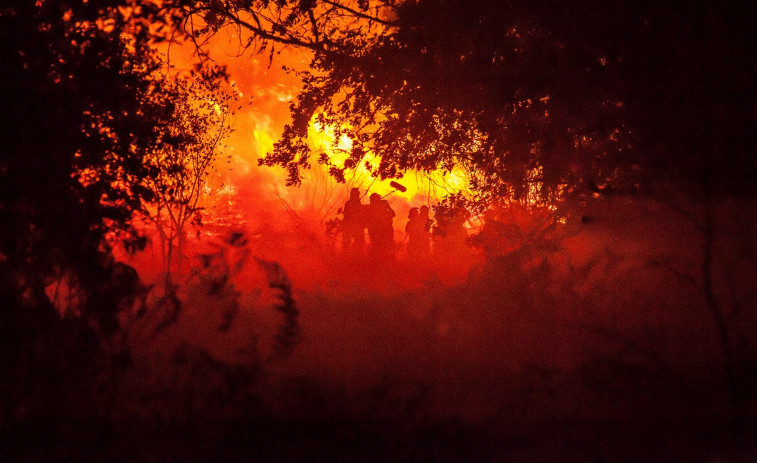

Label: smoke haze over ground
[77,180,754,461]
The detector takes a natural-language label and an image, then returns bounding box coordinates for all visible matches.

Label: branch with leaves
[138,63,236,285]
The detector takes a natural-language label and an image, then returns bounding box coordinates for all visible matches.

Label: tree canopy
[1,1,149,314]
[0,0,231,330]
[166,0,755,212]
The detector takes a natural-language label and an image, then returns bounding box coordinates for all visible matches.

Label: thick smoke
[99,174,757,461]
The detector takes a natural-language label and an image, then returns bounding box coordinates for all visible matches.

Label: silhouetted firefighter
[405,206,431,259]
[342,187,366,253]
[366,193,395,251]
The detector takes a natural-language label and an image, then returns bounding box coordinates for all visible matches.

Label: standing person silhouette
[342,188,366,253]
[366,193,395,252]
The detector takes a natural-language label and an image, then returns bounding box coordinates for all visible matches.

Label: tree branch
[320,0,395,27]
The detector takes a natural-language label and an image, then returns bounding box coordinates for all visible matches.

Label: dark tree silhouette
[138,64,235,288]
[165,0,755,208]
[0,3,238,453]
[1,1,145,324]
[0,1,230,330]
[0,0,159,449]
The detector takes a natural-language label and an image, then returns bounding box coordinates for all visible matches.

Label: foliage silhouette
[164,0,754,212]
[0,0,154,327]
[0,3,243,445]
[0,0,235,327]
[138,64,235,288]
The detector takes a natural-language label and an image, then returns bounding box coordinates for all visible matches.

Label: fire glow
[162,37,472,233]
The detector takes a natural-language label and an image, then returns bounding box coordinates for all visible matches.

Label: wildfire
[155,32,474,234]
[305,120,470,201]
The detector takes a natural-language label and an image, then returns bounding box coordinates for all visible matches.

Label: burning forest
[1,1,756,461]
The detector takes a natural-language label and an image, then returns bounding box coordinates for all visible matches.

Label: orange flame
[156,36,472,233]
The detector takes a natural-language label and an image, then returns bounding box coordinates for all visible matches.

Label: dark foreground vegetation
[2,196,756,462]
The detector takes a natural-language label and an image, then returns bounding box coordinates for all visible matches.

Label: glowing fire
[303,120,470,203]
[156,35,472,235]
[243,117,471,226]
